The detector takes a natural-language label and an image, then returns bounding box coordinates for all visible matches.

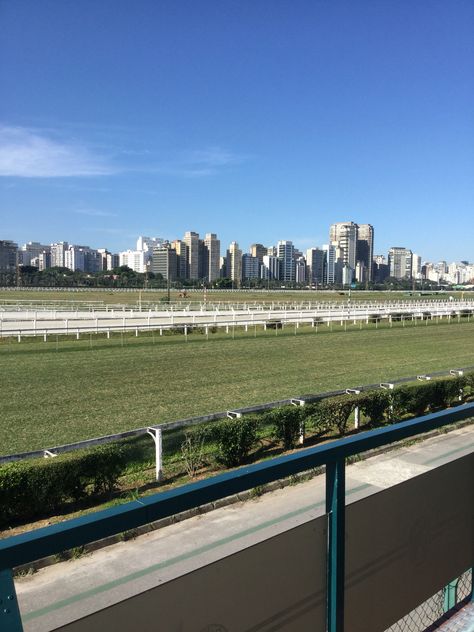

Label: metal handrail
[0,403,473,632]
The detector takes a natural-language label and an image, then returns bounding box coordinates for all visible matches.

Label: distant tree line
[0,266,462,291]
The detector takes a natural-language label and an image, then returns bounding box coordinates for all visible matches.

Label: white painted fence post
[147,427,163,482]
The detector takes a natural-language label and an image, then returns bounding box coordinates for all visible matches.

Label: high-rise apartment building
[356,224,374,282]
[295,256,306,283]
[412,254,422,280]
[151,245,178,281]
[242,254,259,280]
[277,240,296,282]
[250,244,266,266]
[373,255,389,283]
[329,222,357,279]
[119,250,149,273]
[183,231,200,280]
[136,236,164,252]
[65,246,101,273]
[50,242,69,268]
[0,240,18,272]
[323,244,336,284]
[329,222,375,284]
[204,233,220,282]
[388,247,413,279]
[226,241,242,286]
[97,249,119,271]
[306,248,326,286]
[18,242,50,267]
[261,255,280,281]
[171,240,188,279]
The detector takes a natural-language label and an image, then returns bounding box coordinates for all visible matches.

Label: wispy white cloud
[0,125,247,180]
[144,146,247,178]
[183,146,244,168]
[73,208,117,217]
[0,126,118,178]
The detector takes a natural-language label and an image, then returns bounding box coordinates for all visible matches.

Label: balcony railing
[1,403,473,632]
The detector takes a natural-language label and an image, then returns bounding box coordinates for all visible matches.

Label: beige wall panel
[345,454,473,632]
[56,517,327,632]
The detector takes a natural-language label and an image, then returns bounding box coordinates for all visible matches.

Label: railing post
[443,578,459,612]
[326,458,346,632]
[0,568,23,631]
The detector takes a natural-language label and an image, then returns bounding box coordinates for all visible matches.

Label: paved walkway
[14,426,474,632]
[427,602,474,631]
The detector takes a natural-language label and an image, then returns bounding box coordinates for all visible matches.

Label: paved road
[14,426,474,632]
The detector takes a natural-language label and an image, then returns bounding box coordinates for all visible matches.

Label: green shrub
[358,391,391,425]
[392,383,432,418]
[181,430,206,478]
[464,371,474,399]
[214,416,258,467]
[265,405,303,450]
[306,397,355,437]
[0,442,127,527]
[391,376,468,421]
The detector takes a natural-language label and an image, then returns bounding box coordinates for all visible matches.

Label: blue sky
[1,0,473,261]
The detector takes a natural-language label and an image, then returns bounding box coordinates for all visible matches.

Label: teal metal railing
[1,403,473,632]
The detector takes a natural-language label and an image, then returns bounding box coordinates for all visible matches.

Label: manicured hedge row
[0,443,126,527]
[204,371,474,466]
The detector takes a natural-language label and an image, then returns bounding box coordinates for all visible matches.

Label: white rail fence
[1,300,473,340]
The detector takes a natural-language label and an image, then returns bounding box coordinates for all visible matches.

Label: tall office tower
[250,243,266,266]
[322,244,336,284]
[329,222,357,281]
[356,224,374,282]
[0,240,18,272]
[242,254,259,280]
[306,248,326,286]
[226,241,242,286]
[151,245,178,281]
[171,240,189,279]
[388,247,413,279]
[266,245,277,257]
[183,231,200,280]
[261,255,280,281]
[50,242,69,268]
[412,254,422,280]
[277,240,296,282]
[204,233,221,282]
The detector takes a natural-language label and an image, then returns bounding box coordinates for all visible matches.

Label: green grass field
[1,319,474,455]
[0,287,469,307]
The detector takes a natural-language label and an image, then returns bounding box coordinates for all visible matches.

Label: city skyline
[1,1,473,261]
[2,218,473,287]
